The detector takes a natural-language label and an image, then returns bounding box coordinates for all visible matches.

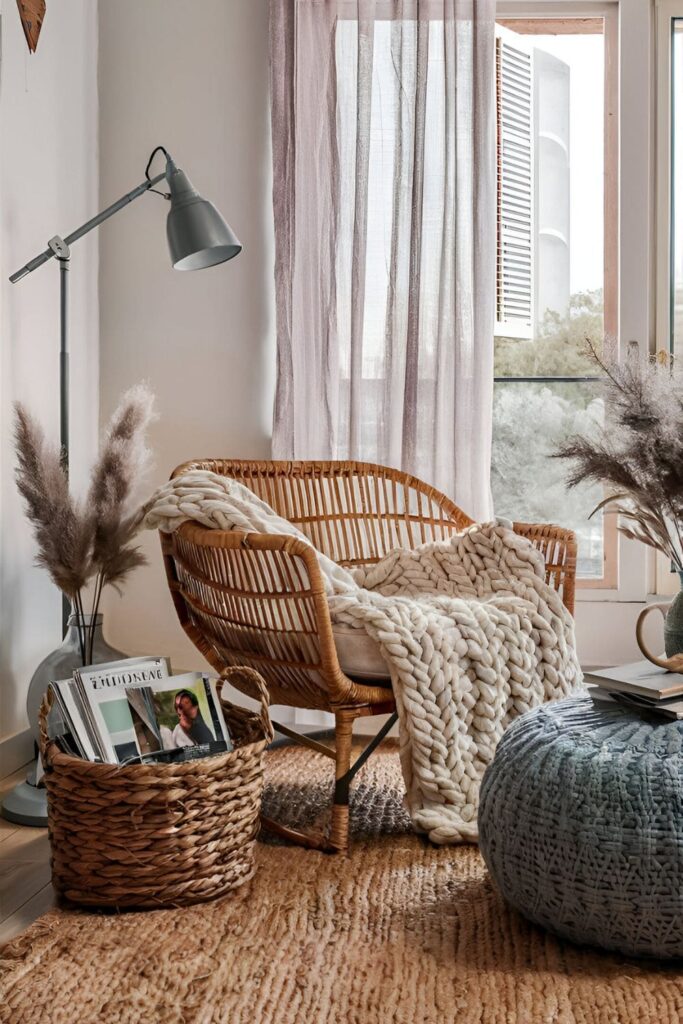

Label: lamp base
[1,767,48,827]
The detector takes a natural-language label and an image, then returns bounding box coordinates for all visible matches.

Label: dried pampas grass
[14,407,94,597]
[555,340,683,570]
[14,385,156,663]
[84,386,156,658]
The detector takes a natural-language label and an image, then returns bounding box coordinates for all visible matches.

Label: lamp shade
[166,163,241,271]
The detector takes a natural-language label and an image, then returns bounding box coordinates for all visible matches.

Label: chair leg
[259,709,398,854]
[328,710,355,855]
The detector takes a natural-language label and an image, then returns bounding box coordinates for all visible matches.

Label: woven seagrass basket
[38,665,273,909]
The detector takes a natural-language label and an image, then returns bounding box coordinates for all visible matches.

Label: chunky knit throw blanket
[145,471,582,844]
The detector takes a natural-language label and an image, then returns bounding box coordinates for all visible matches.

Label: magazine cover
[125,687,165,757]
[205,676,233,753]
[145,672,232,755]
[78,657,170,763]
[49,678,101,761]
[48,679,98,761]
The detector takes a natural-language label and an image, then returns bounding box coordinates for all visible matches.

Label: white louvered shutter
[495,33,534,338]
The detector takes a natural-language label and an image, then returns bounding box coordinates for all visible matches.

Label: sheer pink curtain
[270,0,496,520]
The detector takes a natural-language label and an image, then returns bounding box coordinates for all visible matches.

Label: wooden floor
[0,765,54,945]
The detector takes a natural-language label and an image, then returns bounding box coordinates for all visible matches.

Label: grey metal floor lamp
[1,146,241,827]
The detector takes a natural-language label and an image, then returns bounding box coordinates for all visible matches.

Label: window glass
[492,380,605,579]
[492,21,612,583]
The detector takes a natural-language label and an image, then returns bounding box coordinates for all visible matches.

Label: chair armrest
[512,522,577,616]
[161,524,361,708]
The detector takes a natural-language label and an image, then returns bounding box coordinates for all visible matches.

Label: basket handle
[221,666,274,744]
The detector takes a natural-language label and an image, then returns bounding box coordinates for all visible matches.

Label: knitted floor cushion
[478,696,683,959]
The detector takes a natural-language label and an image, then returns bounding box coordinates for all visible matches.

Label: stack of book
[48,656,233,765]
[586,660,683,720]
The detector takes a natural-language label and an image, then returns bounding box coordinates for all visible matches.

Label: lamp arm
[9,169,167,283]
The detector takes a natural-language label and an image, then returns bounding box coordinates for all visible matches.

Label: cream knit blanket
[145,471,582,844]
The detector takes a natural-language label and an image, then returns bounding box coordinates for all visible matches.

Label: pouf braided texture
[478,696,683,959]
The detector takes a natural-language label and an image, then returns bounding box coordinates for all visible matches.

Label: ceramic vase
[664,571,683,658]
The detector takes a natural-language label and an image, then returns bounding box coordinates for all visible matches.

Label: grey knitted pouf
[478,696,683,959]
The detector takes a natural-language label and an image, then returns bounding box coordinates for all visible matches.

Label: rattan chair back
[180,459,473,566]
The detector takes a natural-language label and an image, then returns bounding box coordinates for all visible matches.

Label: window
[492,13,617,585]
[658,4,683,357]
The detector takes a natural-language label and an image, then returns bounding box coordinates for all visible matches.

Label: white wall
[0,0,99,746]
[98,0,275,669]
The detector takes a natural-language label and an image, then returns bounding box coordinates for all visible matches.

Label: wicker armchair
[161,459,577,853]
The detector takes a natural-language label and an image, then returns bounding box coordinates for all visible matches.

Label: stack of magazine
[586,660,683,720]
[48,657,233,765]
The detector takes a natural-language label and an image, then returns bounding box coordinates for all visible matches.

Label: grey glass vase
[664,571,683,658]
[26,612,125,744]
[1,612,125,827]
[636,571,683,671]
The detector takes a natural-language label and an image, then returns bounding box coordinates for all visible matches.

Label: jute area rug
[2,740,683,1024]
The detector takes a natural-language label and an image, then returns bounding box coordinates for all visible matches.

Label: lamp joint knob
[48,236,70,261]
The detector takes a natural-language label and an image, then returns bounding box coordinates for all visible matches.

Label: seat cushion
[332,623,390,680]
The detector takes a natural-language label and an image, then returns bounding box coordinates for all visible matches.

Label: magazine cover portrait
[154,679,218,749]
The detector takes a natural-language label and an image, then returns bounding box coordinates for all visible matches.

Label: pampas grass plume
[555,339,683,569]
[14,404,93,597]
[13,384,156,663]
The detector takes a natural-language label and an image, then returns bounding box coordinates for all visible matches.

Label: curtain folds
[270,0,496,521]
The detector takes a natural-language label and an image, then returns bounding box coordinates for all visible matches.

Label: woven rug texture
[1,740,683,1024]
